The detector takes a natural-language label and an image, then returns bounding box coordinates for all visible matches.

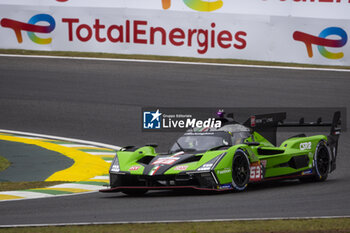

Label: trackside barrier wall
[0,0,349,65]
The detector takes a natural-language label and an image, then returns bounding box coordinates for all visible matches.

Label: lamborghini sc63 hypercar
[100,111,341,195]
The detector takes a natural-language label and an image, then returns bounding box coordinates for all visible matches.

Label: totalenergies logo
[162,0,223,11]
[293,27,348,60]
[0,14,56,44]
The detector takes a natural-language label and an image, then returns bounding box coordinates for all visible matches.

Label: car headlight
[196,152,226,172]
[110,154,120,173]
[197,163,214,171]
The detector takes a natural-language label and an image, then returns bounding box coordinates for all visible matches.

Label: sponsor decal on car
[302,169,313,175]
[129,166,141,171]
[217,168,231,174]
[152,157,180,165]
[250,162,263,182]
[174,165,189,171]
[218,183,232,190]
[250,116,256,127]
[300,142,312,150]
[148,165,161,176]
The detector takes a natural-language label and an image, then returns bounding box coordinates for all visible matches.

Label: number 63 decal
[250,162,263,181]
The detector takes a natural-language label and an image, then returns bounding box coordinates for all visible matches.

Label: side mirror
[121,145,135,151]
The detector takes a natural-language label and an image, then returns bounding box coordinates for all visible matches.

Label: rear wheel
[300,141,330,183]
[122,189,148,196]
[231,150,250,191]
[313,141,330,181]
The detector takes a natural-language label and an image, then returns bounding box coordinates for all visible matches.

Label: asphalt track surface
[0,56,349,225]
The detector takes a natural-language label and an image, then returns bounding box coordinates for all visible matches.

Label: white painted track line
[0,215,349,228]
[91,176,109,180]
[0,54,349,73]
[58,144,101,148]
[85,152,116,156]
[14,136,46,140]
[0,129,121,150]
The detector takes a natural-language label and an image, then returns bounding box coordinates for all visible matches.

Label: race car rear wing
[242,111,341,146]
[242,112,285,146]
[327,111,341,172]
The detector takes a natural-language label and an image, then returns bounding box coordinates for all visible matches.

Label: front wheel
[231,150,250,191]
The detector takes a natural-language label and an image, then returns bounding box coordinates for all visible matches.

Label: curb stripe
[26,189,74,195]
[27,188,93,195]
[87,179,109,183]
[50,183,104,191]
[102,157,114,161]
[0,194,22,200]
[0,191,53,198]
[75,181,108,186]
[43,188,94,193]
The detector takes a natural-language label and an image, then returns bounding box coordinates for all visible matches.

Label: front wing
[99,172,235,192]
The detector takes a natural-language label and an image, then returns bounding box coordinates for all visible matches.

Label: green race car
[100,111,341,195]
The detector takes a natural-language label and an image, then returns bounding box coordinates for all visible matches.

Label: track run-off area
[0,55,349,226]
[0,130,118,201]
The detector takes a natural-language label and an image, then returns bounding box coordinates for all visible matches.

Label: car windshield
[169,135,230,153]
[217,124,251,145]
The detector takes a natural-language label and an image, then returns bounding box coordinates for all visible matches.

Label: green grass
[0,156,10,172]
[0,181,66,192]
[1,49,350,70]
[0,218,349,233]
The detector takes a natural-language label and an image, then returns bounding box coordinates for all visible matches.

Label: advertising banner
[0,0,349,65]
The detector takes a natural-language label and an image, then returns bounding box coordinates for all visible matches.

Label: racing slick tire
[231,149,250,191]
[300,140,330,182]
[313,140,330,181]
[122,189,148,196]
